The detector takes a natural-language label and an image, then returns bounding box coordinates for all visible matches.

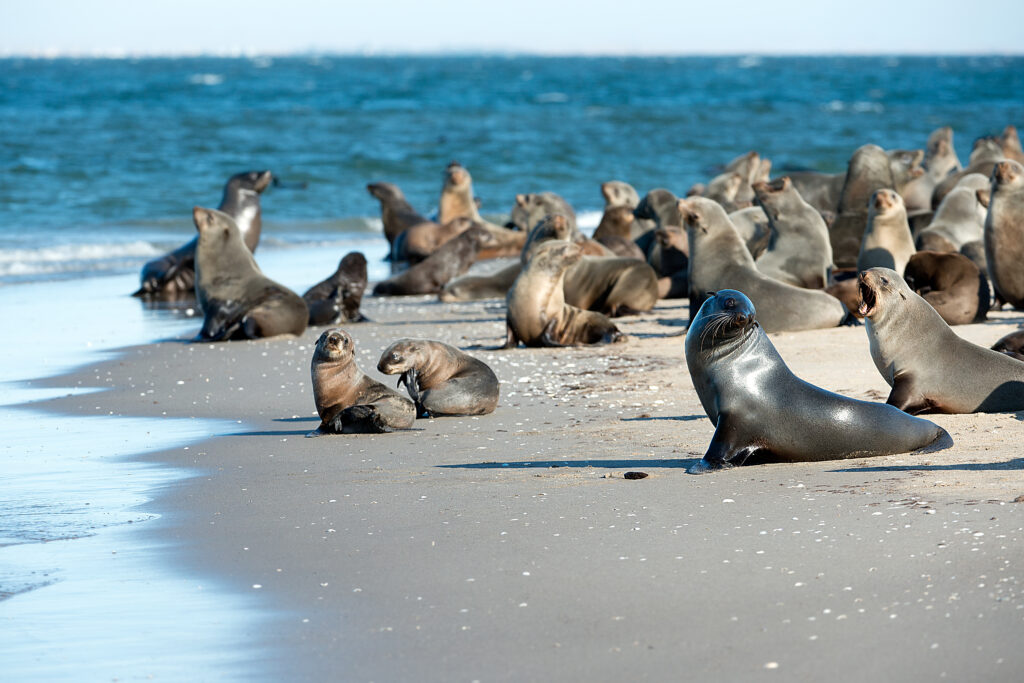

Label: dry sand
[28,295,1024,681]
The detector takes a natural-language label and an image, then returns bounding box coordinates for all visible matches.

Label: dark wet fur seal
[135,170,272,299]
[367,182,434,248]
[377,339,499,417]
[684,290,948,474]
[303,252,369,326]
[309,328,416,435]
[192,207,307,341]
[984,160,1024,310]
[903,251,989,325]
[859,267,1024,413]
[374,225,494,296]
[503,241,625,348]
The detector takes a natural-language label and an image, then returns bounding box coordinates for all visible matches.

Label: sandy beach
[12,290,1024,681]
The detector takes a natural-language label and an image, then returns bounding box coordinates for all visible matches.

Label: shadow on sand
[832,457,1024,473]
[439,458,699,470]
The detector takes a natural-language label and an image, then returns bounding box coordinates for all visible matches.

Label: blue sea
[1,55,1022,679]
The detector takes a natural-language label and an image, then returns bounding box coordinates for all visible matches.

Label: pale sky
[2,0,1022,56]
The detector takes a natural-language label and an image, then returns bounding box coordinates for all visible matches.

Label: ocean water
[1,55,1022,679]
[1,55,1022,284]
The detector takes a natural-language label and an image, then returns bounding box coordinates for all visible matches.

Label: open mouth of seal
[858,279,876,317]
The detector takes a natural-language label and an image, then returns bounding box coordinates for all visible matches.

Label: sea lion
[503,241,625,348]
[684,289,948,474]
[366,182,435,249]
[859,267,1024,413]
[932,136,1005,209]
[857,189,915,276]
[601,180,640,209]
[303,252,369,326]
[508,192,577,235]
[309,328,416,435]
[831,144,895,267]
[377,339,499,417]
[563,256,659,317]
[192,207,307,341]
[135,170,272,298]
[991,330,1024,361]
[373,225,494,296]
[916,173,990,252]
[984,159,1024,309]
[683,197,848,333]
[903,251,990,325]
[752,177,833,289]
[901,127,962,212]
[394,215,474,263]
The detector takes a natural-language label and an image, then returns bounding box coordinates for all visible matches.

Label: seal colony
[135,122,1024,474]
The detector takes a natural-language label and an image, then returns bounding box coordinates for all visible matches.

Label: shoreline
[10,290,1024,679]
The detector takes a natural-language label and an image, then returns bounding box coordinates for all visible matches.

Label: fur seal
[652,226,689,298]
[752,177,832,288]
[192,207,307,341]
[856,189,915,275]
[683,197,848,332]
[377,339,499,417]
[503,241,625,348]
[916,173,990,253]
[439,161,484,224]
[992,330,1024,361]
[984,160,1024,309]
[303,252,369,326]
[135,170,272,298]
[684,289,948,474]
[901,127,962,212]
[903,251,989,325]
[932,136,1005,209]
[592,207,646,259]
[1000,125,1024,164]
[727,206,772,258]
[831,144,895,267]
[508,192,577,235]
[601,180,640,209]
[366,182,434,249]
[723,150,763,205]
[859,267,1024,413]
[309,328,416,435]
[374,225,494,296]
[439,262,522,302]
[398,216,475,263]
[785,171,844,214]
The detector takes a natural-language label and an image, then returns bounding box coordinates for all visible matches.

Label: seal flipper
[198,300,246,341]
[499,323,520,349]
[886,381,933,415]
[688,414,758,474]
[326,405,396,434]
[398,369,430,417]
[539,318,568,348]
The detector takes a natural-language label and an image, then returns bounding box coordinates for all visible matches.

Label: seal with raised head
[859,267,1024,413]
[984,160,1024,309]
[830,144,895,267]
[503,241,625,348]
[377,339,500,417]
[856,189,915,276]
[684,289,948,474]
[439,161,486,225]
[309,328,416,435]
[508,192,577,235]
[366,182,435,249]
[303,252,369,326]
[901,127,962,212]
[683,197,848,333]
[752,176,832,289]
[374,225,495,296]
[193,207,307,341]
[932,136,1005,209]
[601,180,640,209]
[902,251,989,326]
[135,170,272,299]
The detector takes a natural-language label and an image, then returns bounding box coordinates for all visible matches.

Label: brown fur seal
[991,329,1024,361]
[901,127,962,212]
[683,197,848,332]
[752,177,832,288]
[439,161,484,224]
[785,171,844,214]
[508,192,577,235]
[903,251,990,325]
[373,225,495,296]
[309,329,416,435]
[601,180,640,209]
[859,267,1024,413]
[366,182,434,248]
[699,171,745,212]
[916,173,990,253]
[503,241,625,348]
[984,160,1024,309]
[395,216,473,263]
[303,252,369,326]
[594,205,644,255]
[723,150,763,205]
[563,256,658,317]
[831,144,895,267]
[377,339,499,417]
[193,207,307,341]
[135,170,272,298]
[857,189,915,276]
[684,289,948,474]
[653,226,689,298]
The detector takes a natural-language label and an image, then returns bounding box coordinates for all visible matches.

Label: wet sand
[23,295,1024,681]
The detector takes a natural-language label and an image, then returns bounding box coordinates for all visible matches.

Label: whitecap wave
[0,241,164,278]
[576,210,602,235]
[188,73,224,86]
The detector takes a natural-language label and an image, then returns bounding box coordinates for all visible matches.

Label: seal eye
[391,352,400,361]
[724,298,736,310]
[881,277,889,285]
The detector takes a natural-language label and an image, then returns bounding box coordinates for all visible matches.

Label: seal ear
[976,189,990,208]
[706,291,717,299]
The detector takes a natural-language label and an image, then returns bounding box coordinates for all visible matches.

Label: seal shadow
[620,414,704,422]
[439,458,700,470]
[831,456,1024,473]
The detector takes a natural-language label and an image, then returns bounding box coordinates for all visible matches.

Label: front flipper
[398,369,430,417]
[687,413,758,474]
[499,323,519,350]
[197,301,246,342]
[327,405,396,434]
[886,380,932,415]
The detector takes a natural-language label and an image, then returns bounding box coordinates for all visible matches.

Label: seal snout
[993,160,1020,185]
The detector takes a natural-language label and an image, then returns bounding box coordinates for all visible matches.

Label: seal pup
[135,170,272,298]
[984,160,1024,309]
[683,197,848,333]
[192,207,307,341]
[374,225,494,296]
[377,339,499,417]
[831,144,895,267]
[366,182,435,248]
[503,241,625,348]
[991,330,1024,361]
[684,289,948,474]
[856,189,915,276]
[752,177,832,289]
[903,251,989,325]
[309,329,415,435]
[916,173,990,253]
[303,252,369,326]
[859,267,1024,413]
